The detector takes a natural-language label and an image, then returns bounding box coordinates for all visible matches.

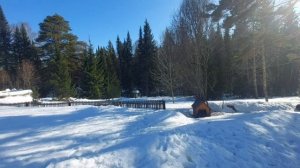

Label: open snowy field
[0,97,299,168]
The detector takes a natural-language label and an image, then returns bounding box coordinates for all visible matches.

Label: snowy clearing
[0,97,299,168]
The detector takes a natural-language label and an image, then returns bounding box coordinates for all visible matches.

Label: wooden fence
[0,102,33,107]
[112,100,166,110]
[0,100,166,110]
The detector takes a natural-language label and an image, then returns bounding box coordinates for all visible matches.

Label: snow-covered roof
[0,89,33,103]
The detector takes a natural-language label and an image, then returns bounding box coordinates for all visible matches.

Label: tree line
[0,6,157,99]
[155,0,300,101]
[0,0,299,100]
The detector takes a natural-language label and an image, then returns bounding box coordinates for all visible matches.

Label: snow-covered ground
[0,97,299,168]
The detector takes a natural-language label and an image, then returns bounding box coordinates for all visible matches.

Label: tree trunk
[252,42,258,99]
[261,43,269,102]
[171,87,175,104]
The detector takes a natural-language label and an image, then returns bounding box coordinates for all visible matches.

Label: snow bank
[167,97,300,113]
[0,89,32,104]
[0,89,32,97]
[209,97,299,113]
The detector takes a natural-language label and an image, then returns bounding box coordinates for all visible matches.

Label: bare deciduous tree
[153,29,180,103]
[17,60,36,89]
[174,0,212,98]
[0,69,11,89]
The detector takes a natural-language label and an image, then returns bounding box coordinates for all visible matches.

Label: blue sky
[0,0,182,47]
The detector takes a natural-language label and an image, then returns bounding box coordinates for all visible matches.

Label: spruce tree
[82,42,104,99]
[71,41,88,96]
[49,54,74,99]
[108,41,120,80]
[93,46,105,99]
[81,47,90,97]
[116,36,124,92]
[0,6,12,73]
[19,24,34,61]
[133,27,144,91]
[141,20,157,96]
[96,47,108,98]
[12,24,36,82]
[123,32,133,94]
[116,33,133,96]
[12,27,22,77]
[105,41,120,98]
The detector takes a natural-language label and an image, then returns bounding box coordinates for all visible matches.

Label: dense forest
[0,0,299,101]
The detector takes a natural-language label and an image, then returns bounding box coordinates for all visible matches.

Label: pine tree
[270,0,300,96]
[223,27,233,94]
[65,34,80,93]
[208,24,225,99]
[36,14,77,62]
[36,14,77,97]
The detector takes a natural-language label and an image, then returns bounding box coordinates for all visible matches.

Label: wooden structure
[132,89,141,98]
[112,100,165,110]
[192,98,211,118]
[295,104,300,112]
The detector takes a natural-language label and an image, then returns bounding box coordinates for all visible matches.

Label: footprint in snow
[186,155,194,163]
[288,140,294,145]
[183,156,196,168]
[235,143,243,149]
[265,142,272,148]
[162,143,168,151]
[156,137,168,151]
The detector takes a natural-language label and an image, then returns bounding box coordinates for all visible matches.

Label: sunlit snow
[0,97,299,168]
